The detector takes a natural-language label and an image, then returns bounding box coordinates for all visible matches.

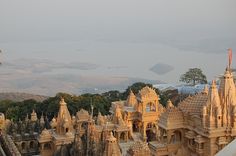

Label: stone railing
[12,133,38,142]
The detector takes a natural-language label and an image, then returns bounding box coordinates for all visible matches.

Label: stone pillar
[117,132,121,142]
[209,138,218,156]
[125,131,128,142]
[142,122,147,142]
[167,130,173,144]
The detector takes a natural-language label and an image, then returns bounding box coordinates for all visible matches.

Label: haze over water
[1,41,229,82]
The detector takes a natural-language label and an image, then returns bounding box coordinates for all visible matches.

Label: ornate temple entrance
[146,123,157,142]
[132,120,141,133]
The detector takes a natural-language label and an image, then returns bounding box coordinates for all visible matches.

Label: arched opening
[170,130,182,143]
[29,141,34,149]
[44,143,51,150]
[146,123,156,142]
[21,142,26,150]
[174,130,182,142]
[120,132,126,142]
[159,128,167,142]
[146,102,156,112]
[81,122,87,129]
[132,120,141,132]
[65,128,69,133]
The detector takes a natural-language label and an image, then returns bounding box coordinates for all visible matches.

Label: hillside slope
[0,92,49,102]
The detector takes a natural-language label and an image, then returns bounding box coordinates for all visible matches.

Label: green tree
[6,106,20,121]
[180,68,207,86]
[123,82,153,99]
[0,100,14,113]
[102,90,122,102]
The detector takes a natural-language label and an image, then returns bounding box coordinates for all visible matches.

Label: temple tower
[56,98,73,135]
[219,68,236,127]
[30,110,38,122]
[103,132,121,156]
[126,90,137,107]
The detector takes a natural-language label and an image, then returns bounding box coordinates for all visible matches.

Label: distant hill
[0,92,49,102]
[150,63,174,75]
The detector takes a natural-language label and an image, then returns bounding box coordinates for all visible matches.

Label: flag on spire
[228,48,232,68]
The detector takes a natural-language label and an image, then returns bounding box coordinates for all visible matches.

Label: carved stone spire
[113,106,123,124]
[31,109,38,122]
[103,132,121,156]
[56,97,72,135]
[25,114,29,122]
[208,80,221,108]
[219,68,236,127]
[166,99,174,109]
[126,90,137,107]
[219,68,236,104]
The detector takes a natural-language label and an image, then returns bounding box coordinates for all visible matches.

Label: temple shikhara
[1,56,236,156]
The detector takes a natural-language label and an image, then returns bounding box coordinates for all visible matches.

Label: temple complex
[1,59,236,156]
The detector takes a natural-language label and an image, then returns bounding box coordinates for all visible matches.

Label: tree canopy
[122,82,153,98]
[180,68,207,86]
[0,82,179,121]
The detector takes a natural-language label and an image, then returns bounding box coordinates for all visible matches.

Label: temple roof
[178,92,208,116]
[38,129,52,143]
[138,86,156,96]
[127,141,150,155]
[76,109,90,121]
[137,86,158,101]
[159,107,184,130]
[104,132,121,156]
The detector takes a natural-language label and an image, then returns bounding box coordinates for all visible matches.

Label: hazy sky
[0,0,236,88]
[1,0,235,43]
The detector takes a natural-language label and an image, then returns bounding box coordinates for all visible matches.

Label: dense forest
[0,82,180,121]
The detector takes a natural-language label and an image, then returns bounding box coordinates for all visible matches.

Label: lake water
[1,40,228,83]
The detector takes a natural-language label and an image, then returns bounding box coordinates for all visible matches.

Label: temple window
[120,132,126,142]
[189,139,195,146]
[146,102,156,112]
[199,143,203,149]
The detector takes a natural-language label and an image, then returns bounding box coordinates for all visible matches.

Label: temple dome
[136,86,159,103]
[139,86,157,97]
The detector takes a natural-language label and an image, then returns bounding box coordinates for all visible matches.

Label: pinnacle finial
[211,80,216,87]
[60,96,64,102]
[60,97,66,105]
[228,48,233,69]
[203,85,208,94]
[166,99,174,108]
